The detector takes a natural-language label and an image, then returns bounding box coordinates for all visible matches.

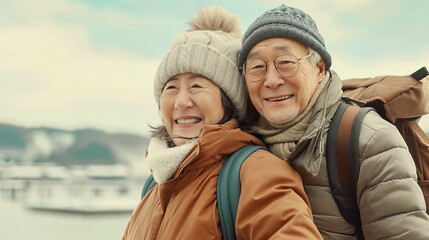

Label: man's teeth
[269,95,291,101]
[177,118,200,124]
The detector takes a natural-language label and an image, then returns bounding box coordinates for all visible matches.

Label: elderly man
[238,4,429,240]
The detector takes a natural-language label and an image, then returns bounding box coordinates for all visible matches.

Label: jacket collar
[175,119,264,176]
[145,119,264,183]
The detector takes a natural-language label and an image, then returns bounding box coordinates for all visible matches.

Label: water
[0,199,133,240]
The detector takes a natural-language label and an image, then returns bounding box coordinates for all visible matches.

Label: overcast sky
[1,0,428,136]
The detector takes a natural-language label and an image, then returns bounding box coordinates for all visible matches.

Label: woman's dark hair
[149,123,175,148]
[238,95,259,133]
[217,89,236,124]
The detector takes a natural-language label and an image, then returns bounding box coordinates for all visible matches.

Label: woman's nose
[174,89,194,110]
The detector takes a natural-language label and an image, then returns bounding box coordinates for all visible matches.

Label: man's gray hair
[309,48,323,69]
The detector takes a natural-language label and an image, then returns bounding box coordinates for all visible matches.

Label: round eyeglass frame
[242,53,314,82]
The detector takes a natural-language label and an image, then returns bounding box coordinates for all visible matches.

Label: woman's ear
[158,107,164,123]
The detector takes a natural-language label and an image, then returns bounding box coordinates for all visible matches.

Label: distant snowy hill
[0,123,149,166]
[0,123,426,166]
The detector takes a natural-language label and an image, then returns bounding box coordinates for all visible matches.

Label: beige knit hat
[153,6,247,120]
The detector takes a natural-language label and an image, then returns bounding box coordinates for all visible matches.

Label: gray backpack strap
[327,103,373,240]
[217,145,267,240]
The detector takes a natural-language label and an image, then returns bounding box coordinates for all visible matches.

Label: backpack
[141,144,267,240]
[327,67,429,239]
[140,67,429,239]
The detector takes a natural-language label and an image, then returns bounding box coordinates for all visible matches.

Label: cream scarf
[145,137,197,184]
[254,71,342,174]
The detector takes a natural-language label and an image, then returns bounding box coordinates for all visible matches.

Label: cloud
[332,53,429,79]
[0,5,161,134]
[1,0,428,134]
[0,0,87,23]
[0,0,145,27]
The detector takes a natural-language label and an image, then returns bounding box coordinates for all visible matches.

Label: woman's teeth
[176,118,201,124]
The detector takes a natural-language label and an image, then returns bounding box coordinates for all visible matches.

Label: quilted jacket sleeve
[236,149,323,240]
[358,111,429,239]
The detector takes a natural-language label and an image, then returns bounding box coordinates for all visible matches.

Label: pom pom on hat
[187,6,241,38]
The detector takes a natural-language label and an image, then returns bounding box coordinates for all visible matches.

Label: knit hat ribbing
[238,4,332,71]
[154,6,247,120]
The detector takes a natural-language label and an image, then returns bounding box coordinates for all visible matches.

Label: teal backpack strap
[141,174,157,199]
[326,103,373,240]
[217,145,268,240]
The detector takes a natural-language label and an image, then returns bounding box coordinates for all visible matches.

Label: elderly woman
[122,6,322,240]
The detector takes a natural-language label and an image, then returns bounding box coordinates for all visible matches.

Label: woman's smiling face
[160,72,224,146]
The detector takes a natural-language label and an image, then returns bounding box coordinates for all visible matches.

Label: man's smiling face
[245,37,325,124]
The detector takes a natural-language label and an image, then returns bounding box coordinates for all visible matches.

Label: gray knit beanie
[154,6,247,120]
[238,4,332,71]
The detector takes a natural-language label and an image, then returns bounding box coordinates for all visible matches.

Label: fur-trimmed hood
[145,137,197,184]
[144,119,265,184]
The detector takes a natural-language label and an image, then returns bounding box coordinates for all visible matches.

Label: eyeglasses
[242,53,314,82]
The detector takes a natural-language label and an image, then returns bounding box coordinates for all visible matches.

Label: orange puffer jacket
[122,120,322,240]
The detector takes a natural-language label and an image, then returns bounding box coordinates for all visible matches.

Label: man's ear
[316,59,326,83]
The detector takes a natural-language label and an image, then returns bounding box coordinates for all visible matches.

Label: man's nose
[263,62,285,88]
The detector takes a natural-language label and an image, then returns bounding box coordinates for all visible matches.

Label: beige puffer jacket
[288,72,429,239]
